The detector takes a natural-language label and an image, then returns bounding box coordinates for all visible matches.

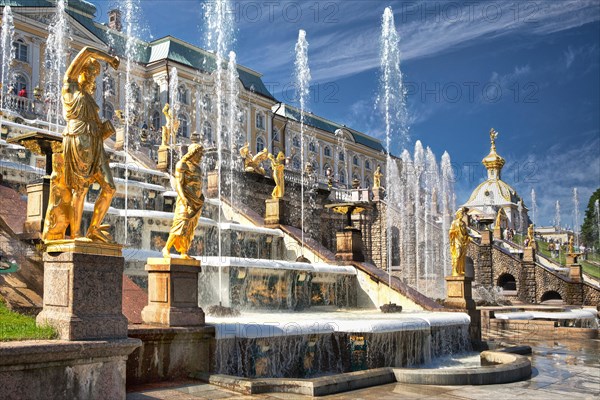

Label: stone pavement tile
[440,387,525,400]
[529,389,598,400]
[175,384,221,394]
[127,390,195,400]
[191,389,236,399]
[392,383,457,398]
[261,393,311,399]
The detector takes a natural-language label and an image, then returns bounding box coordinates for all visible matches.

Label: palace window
[178,85,188,105]
[255,112,265,130]
[103,102,115,122]
[256,136,265,153]
[365,160,371,170]
[203,121,212,143]
[292,156,301,170]
[13,39,28,62]
[292,135,300,147]
[203,94,212,112]
[152,83,160,102]
[353,155,360,166]
[103,76,116,97]
[15,74,28,95]
[339,170,346,185]
[324,146,331,157]
[308,142,316,153]
[151,110,161,131]
[178,113,189,137]
[130,83,141,103]
[272,126,280,142]
[339,151,345,161]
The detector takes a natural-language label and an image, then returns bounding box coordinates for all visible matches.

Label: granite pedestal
[265,198,285,228]
[141,257,205,327]
[335,228,365,262]
[157,145,171,172]
[445,275,476,310]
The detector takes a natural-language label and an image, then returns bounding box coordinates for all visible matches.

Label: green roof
[284,105,384,153]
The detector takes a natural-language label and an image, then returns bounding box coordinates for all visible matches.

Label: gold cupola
[482,128,505,180]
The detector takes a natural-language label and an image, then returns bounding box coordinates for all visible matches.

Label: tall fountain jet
[204,0,235,303]
[0,5,14,113]
[573,187,580,246]
[44,0,70,132]
[294,29,311,253]
[530,188,537,227]
[379,6,409,289]
[555,200,561,229]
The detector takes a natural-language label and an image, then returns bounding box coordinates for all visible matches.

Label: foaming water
[0,5,14,111]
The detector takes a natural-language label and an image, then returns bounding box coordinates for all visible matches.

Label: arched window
[292,156,301,170]
[308,141,316,153]
[324,146,331,157]
[178,113,189,137]
[15,74,28,95]
[203,94,212,112]
[13,39,28,62]
[103,76,115,97]
[103,102,115,122]
[203,121,212,143]
[292,135,300,147]
[365,160,371,170]
[151,110,161,131]
[339,170,346,185]
[353,155,360,166]
[339,151,345,161]
[272,126,280,142]
[256,136,265,153]
[541,290,562,303]
[255,111,265,130]
[178,85,188,105]
[130,83,141,103]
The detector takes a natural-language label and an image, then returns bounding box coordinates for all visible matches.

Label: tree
[581,188,600,250]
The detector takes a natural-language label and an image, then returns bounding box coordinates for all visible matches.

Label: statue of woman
[268,151,286,199]
[162,144,205,259]
[449,207,470,276]
[62,46,120,242]
[373,165,383,189]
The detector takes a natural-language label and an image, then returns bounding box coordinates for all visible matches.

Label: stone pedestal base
[568,264,582,282]
[493,226,503,240]
[23,178,50,237]
[207,170,219,198]
[265,198,285,228]
[445,275,475,310]
[480,230,492,245]
[142,257,204,327]
[523,247,535,262]
[36,247,128,340]
[335,229,365,262]
[372,187,384,202]
[157,145,171,172]
[566,253,579,265]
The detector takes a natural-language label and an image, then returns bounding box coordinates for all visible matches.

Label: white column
[31,39,41,88]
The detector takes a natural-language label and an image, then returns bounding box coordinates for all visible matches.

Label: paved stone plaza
[127,339,600,400]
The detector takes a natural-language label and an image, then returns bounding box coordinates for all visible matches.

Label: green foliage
[0,299,57,341]
[581,188,600,250]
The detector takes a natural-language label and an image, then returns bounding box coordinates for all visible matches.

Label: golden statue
[495,208,507,227]
[162,144,205,259]
[567,236,574,254]
[161,103,180,147]
[373,165,383,189]
[240,142,268,175]
[62,46,120,243]
[490,128,498,151]
[268,151,286,199]
[42,153,73,241]
[525,224,535,248]
[449,207,470,276]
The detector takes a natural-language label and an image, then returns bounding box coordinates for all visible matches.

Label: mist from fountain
[595,199,600,245]
[530,188,537,226]
[294,29,311,253]
[43,0,70,132]
[168,67,179,178]
[440,152,455,280]
[226,51,242,213]
[0,5,14,114]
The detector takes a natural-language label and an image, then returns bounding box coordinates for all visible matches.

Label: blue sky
[90,0,600,228]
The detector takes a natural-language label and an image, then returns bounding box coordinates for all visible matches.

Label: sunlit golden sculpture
[449,207,470,276]
[373,165,383,189]
[525,223,535,248]
[62,46,119,243]
[42,153,73,241]
[490,128,498,151]
[240,142,268,175]
[268,151,286,199]
[162,144,205,259]
[567,236,574,255]
[161,103,180,147]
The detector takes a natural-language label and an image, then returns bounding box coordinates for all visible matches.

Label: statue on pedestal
[268,151,286,199]
[239,142,268,175]
[373,165,383,189]
[60,46,120,243]
[525,224,535,248]
[161,103,179,147]
[567,236,574,255]
[449,207,470,276]
[42,153,73,241]
[162,144,205,259]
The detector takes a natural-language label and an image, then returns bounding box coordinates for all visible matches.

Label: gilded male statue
[62,46,119,242]
[449,207,470,276]
[42,153,73,241]
[268,151,286,199]
[373,165,383,189]
[161,103,179,147]
[162,144,205,259]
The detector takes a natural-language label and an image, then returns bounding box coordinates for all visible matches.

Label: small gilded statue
[61,46,120,243]
[373,165,383,190]
[449,207,470,276]
[42,153,73,241]
[567,236,574,255]
[239,142,268,175]
[268,151,286,199]
[161,103,180,147]
[524,224,535,248]
[490,128,498,151]
[162,144,205,259]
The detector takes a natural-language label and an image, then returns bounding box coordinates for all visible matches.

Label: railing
[2,94,36,115]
